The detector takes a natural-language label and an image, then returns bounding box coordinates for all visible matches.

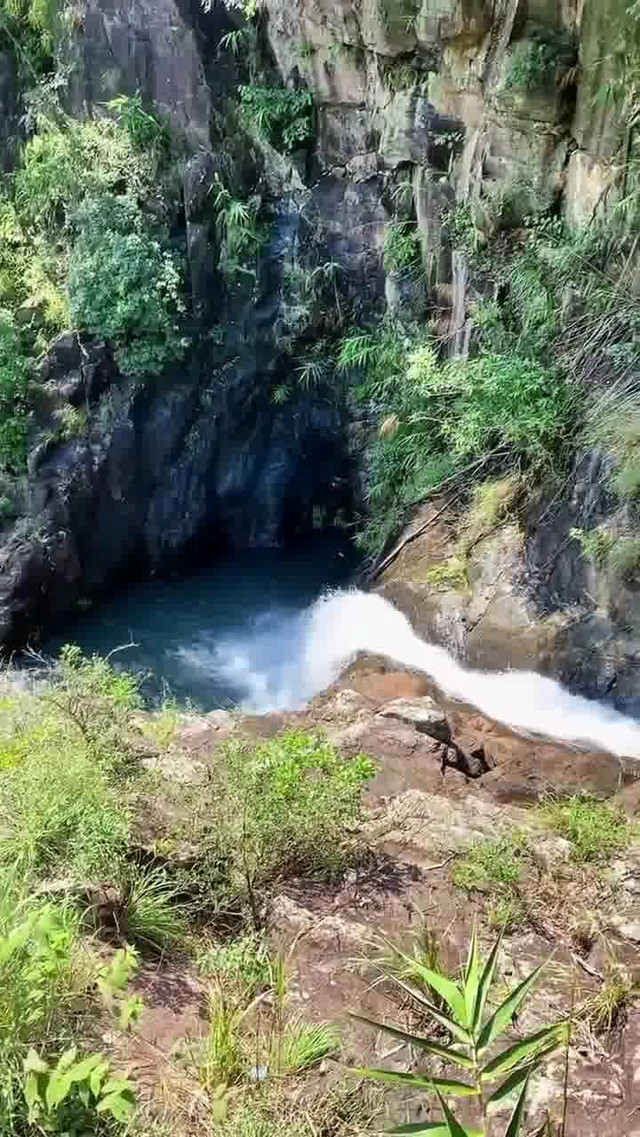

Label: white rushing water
[185,588,640,757]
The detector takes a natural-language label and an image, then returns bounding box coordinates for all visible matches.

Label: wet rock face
[0,326,354,649]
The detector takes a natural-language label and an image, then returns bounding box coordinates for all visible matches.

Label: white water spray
[176,588,640,757]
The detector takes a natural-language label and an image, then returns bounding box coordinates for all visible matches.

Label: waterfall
[202,589,640,757]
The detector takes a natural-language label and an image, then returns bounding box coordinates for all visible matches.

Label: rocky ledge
[121,659,640,1137]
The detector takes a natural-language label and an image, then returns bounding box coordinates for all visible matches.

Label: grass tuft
[537,794,633,864]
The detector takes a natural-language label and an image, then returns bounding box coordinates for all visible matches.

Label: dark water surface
[45,534,356,710]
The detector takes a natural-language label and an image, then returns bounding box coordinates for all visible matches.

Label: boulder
[452,734,487,778]
[377,696,451,743]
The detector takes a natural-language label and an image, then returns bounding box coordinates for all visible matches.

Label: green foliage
[199,932,273,998]
[239,84,313,153]
[578,950,638,1033]
[203,730,375,923]
[569,526,614,565]
[538,794,633,864]
[423,557,468,589]
[384,221,422,273]
[453,835,529,931]
[0,199,69,334]
[117,868,188,954]
[70,195,187,378]
[608,537,640,582]
[0,0,56,80]
[213,183,263,284]
[0,647,140,877]
[0,875,138,1135]
[279,1021,341,1072]
[0,309,32,472]
[15,115,157,231]
[338,319,575,556]
[105,93,170,155]
[462,477,521,546]
[504,40,560,90]
[24,1046,135,1132]
[353,928,568,1137]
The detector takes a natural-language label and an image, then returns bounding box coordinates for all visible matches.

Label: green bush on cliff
[70,196,188,378]
[239,84,313,153]
[15,115,157,231]
[0,309,32,472]
[0,0,57,80]
[338,321,575,555]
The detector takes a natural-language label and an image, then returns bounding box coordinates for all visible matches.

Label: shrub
[15,115,156,230]
[112,869,188,955]
[453,834,529,932]
[354,927,568,1137]
[505,39,561,91]
[444,352,574,460]
[538,794,633,863]
[0,309,31,472]
[383,221,422,273]
[70,195,187,378]
[213,184,263,284]
[203,730,375,924]
[199,932,273,998]
[0,0,56,79]
[0,646,141,877]
[338,319,576,555]
[239,84,313,152]
[105,93,170,155]
[0,877,92,1133]
[609,538,640,583]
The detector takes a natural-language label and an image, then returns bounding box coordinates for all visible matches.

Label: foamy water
[189,588,640,757]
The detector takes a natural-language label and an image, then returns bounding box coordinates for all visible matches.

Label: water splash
[187,588,640,757]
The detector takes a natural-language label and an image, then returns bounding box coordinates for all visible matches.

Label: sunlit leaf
[433,1087,472,1137]
[349,1013,474,1068]
[389,976,473,1046]
[463,925,481,1027]
[382,941,468,1026]
[353,1067,476,1096]
[478,958,551,1052]
[504,1073,531,1137]
[487,1062,536,1106]
[385,1125,482,1137]
[482,1023,567,1080]
[472,932,502,1030]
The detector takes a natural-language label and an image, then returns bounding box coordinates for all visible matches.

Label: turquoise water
[46,535,356,711]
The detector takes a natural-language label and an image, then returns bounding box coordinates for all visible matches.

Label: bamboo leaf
[387,945,468,1027]
[352,1067,476,1096]
[504,1073,532,1137]
[390,976,473,1046]
[349,1013,473,1069]
[487,1062,536,1106]
[433,1087,472,1137]
[481,1023,567,1080]
[472,932,502,1030]
[478,959,551,1053]
[384,1125,482,1137]
[463,925,481,1028]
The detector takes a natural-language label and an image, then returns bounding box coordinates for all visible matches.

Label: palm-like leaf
[353,931,567,1137]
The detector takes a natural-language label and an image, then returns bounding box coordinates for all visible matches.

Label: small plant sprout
[352,929,568,1137]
